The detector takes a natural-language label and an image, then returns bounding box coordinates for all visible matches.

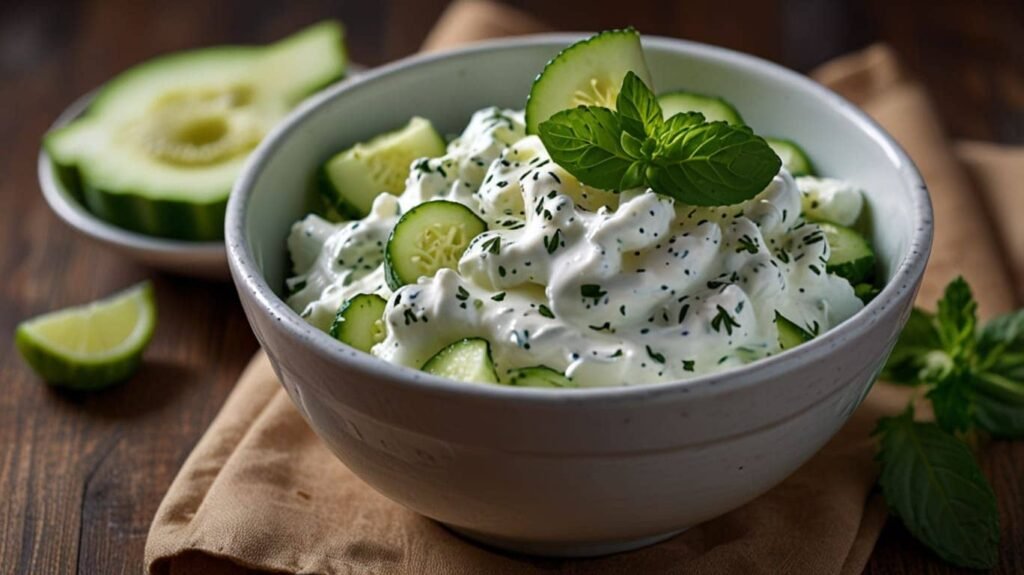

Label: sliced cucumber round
[422,337,499,384]
[384,200,486,290]
[525,28,652,134]
[818,222,875,284]
[320,117,446,219]
[767,138,816,177]
[329,293,387,353]
[658,91,745,125]
[775,311,813,351]
[44,22,347,241]
[507,365,576,389]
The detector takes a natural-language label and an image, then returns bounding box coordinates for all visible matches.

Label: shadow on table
[45,360,201,420]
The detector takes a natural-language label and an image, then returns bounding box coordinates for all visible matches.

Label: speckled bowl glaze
[226,34,932,557]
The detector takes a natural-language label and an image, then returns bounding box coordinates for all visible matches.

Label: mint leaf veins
[538,71,781,206]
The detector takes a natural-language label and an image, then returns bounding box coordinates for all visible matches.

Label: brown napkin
[145,2,1021,573]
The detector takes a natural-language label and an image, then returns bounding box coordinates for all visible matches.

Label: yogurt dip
[286,107,866,387]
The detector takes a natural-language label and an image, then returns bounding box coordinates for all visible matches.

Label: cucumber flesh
[818,222,875,285]
[422,338,499,384]
[767,138,816,177]
[384,200,486,290]
[320,117,446,219]
[776,312,814,350]
[507,366,576,389]
[44,22,347,241]
[329,293,387,353]
[525,28,652,134]
[658,92,745,125]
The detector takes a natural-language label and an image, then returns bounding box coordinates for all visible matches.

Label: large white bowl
[226,34,932,557]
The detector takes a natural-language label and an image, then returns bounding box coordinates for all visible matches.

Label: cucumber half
[384,200,486,290]
[767,138,816,177]
[818,222,875,285]
[44,22,347,241]
[776,312,814,351]
[329,293,387,353]
[507,366,576,389]
[422,337,499,384]
[657,92,745,125]
[525,28,652,134]
[320,117,446,219]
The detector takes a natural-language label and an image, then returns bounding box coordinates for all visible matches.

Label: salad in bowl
[286,29,879,388]
[226,29,928,556]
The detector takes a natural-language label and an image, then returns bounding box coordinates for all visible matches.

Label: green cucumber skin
[16,326,142,390]
[80,180,227,241]
[817,222,876,285]
[507,366,576,388]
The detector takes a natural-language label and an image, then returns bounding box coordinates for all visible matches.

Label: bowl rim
[38,91,227,257]
[227,33,933,404]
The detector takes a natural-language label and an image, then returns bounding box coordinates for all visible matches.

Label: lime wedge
[15,281,156,390]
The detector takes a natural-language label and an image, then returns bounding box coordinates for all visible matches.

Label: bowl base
[444,524,687,558]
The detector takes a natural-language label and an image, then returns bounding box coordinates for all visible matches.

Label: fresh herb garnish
[710,305,740,336]
[874,277,1024,568]
[538,304,555,319]
[537,71,780,206]
[580,284,607,301]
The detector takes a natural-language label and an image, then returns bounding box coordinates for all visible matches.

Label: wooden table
[2,1,1021,573]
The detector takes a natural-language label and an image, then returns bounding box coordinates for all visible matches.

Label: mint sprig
[875,276,1024,569]
[874,408,1000,569]
[537,72,781,206]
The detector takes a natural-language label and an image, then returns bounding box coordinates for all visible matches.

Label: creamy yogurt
[286,107,865,387]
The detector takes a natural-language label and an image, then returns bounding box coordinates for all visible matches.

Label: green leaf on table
[647,122,781,206]
[615,70,662,139]
[974,387,1024,438]
[538,106,640,191]
[936,276,977,358]
[926,367,975,434]
[978,310,1024,378]
[883,308,943,385]
[874,409,1000,569]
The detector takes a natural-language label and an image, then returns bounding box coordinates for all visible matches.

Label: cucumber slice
[766,138,816,177]
[775,311,814,351]
[658,92,745,125]
[525,28,652,134]
[329,294,387,353]
[15,282,156,390]
[384,200,486,290]
[320,117,446,219]
[421,337,499,384]
[818,222,875,284]
[507,366,576,389]
[854,282,881,303]
[44,22,346,241]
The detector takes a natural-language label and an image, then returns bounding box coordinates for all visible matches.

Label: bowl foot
[443,524,687,558]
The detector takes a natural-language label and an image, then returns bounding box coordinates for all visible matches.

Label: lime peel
[15,281,156,390]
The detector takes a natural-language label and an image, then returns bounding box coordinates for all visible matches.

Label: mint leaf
[616,70,662,138]
[974,385,1024,438]
[538,106,642,191]
[656,112,706,148]
[926,367,975,433]
[883,308,943,385]
[874,409,1000,569]
[978,310,1024,378]
[647,122,781,206]
[936,276,977,358]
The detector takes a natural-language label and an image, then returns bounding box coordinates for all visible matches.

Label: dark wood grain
[0,1,1020,573]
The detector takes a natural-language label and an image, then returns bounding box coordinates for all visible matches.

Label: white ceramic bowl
[226,34,932,557]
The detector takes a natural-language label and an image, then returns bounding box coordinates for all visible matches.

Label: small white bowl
[38,92,228,279]
[227,35,932,557]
